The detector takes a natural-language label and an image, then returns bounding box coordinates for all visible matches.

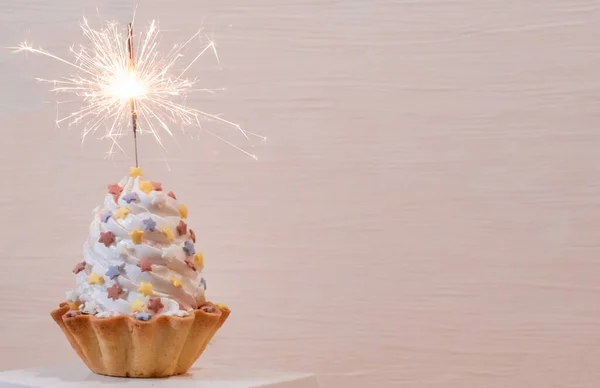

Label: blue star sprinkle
[143,217,157,232]
[183,241,195,256]
[135,312,151,321]
[200,277,207,290]
[122,192,138,204]
[105,265,121,280]
[101,211,111,223]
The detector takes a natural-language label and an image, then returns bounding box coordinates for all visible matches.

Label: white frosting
[68,176,206,317]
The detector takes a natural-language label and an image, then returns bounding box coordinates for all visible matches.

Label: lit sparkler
[11,16,264,162]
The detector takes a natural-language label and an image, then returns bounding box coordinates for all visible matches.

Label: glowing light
[11,17,265,160]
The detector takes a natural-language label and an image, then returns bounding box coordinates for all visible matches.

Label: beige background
[1,0,600,387]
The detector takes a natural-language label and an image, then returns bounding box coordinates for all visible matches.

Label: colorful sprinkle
[215,303,228,311]
[200,277,207,290]
[98,231,115,247]
[137,258,153,272]
[129,166,143,178]
[194,252,204,268]
[167,191,177,199]
[108,183,123,203]
[176,220,187,236]
[143,217,156,232]
[87,273,104,285]
[135,312,151,321]
[148,297,164,314]
[122,192,138,204]
[170,277,182,288]
[189,229,196,243]
[162,227,174,242]
[67,301,79,310]
[183,241,195,256]
[138,282,153,297]
[72,261,86,274]
[151,181,163,191]
[179,204,188,219]
[130,299,145,313]
[105,265,121,280]
[66,310,82,318]
[129,228,144,244]
[139,180,154,194]
[114,206,131,220]
[101,211,111,223]
[107,284,123,300]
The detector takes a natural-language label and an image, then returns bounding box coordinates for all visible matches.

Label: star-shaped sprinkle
[101,210,111,223]
[105,265,121,280]
[135,312,151,321]
[167,191,177,199]
[87,273,104,285]
[170,276,182,288]
[122,192,138,204]
[139,180,154,194]
[129,228,144,244]
[72,261,86,274]
[179,204,188,219]
[184,257,196,271]
[137,258,153,272]
[98,231,115,247]
[194,252,204,268]
[183,241,195,256]
[200,277,207,290]
[108,183,123,202]
[130,299,145,313]
[114,206,131,220]
[189,229,196,243]
[151,181,163,191]
[138,282,153,297]
[176,220,187,236]
[162,227,174,242]
[143,217,156,232]
[129,166,143,178]
[147,297,164,314]
[66,310,82,318]
[107,284,123,300]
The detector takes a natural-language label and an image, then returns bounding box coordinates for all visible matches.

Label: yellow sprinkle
[162,227,174,242]
[179,204,188,219]
[114,206,131,220]
[138,282,154,297]
[130,299,145,313]
[170,277,182,288]
[194,252,204,268]
[129,166,143,178]
[129,228,144,244]
[87,273,104,285]
[67,302,79,310]
[139,180,154,194]
[215,303,229,311]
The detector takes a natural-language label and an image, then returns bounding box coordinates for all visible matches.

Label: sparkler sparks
[11,17,264,161]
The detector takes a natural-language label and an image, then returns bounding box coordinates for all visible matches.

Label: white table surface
[0,363,320,388]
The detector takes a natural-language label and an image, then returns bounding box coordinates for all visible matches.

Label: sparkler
[11,16,264,163]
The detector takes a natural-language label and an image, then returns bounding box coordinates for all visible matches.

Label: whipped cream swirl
[66,174,206,317]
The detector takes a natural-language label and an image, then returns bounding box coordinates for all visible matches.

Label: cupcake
[51,167,229,377]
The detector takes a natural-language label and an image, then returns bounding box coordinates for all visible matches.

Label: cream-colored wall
[1,0,600,387]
